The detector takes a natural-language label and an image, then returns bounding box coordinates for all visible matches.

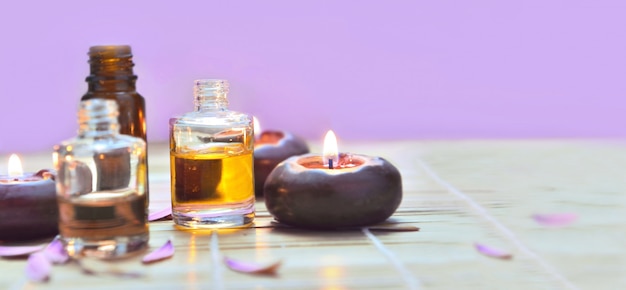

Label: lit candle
[0,154,58,241]
[253,117,309,197]
[264,131,402,229]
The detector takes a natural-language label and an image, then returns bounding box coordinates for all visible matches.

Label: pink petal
[533,213,577,227]
[474,243,512,260]
[44,239,69,264]
[0,245,44,257]
[25,252,52,282]
[142,240,174,264]
[223,256,282,276]
[149,207,172,221]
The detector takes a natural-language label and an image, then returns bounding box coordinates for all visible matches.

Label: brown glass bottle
[81,45,149,208]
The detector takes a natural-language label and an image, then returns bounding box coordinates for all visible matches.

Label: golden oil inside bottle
[171,151,254,205]
[170,144,255,228]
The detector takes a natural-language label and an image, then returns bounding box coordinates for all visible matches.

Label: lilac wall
[1,1,625,153]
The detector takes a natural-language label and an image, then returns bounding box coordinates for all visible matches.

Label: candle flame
[52,152,59,169]
[253,116,261,139]
[323,130,339,168]
[8,154,23,177]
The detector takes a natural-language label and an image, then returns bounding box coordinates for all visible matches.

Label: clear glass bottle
[53,99,148,258]
[169,79,255,228]
[81,45,149,208]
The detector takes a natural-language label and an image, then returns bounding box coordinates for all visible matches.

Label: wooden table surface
[1,139,625,290]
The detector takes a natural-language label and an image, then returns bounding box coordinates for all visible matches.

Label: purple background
[1,1,625,154]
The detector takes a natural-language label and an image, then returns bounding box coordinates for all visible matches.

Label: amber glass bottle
[81,45,149,207]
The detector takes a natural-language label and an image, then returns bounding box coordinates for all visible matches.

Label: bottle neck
[86,46,138,92]
[87,77,137,92]
[194,79,230,111]
[194,79,229,112]
[78,99,121,138]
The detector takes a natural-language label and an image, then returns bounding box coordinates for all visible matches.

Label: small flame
[253,116,261,139]
[52,152,59,169]
[8,154,23,177]
[323,130,339,169]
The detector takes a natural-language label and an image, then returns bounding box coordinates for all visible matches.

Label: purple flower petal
[223,256,282,276]
[0,245,44,257]
[474,243,512,260]
[533,213,577,227]
[44,239,69,264]
[149,207,172,221]
[25,252,52,282]
[142,240,174,264]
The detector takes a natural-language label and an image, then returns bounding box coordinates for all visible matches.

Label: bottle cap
[88,45,132,59]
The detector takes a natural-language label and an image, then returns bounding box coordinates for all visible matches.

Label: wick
[328,159,333,169]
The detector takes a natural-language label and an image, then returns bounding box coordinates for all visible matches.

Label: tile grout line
[362,228,421,290]
[416,158,578,290]
[211,230,224,290]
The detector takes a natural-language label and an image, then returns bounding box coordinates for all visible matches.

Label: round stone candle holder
[0,169,58,241]
[254,130,309,197]
[263,153,402,229]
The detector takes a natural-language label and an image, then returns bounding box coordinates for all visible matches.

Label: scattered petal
[149,207,172,221]
[142,240,174,264]
[25,252,52,282]
[533,213,577,227]
[474,243,512,260]
[0,245,44,257]
[44,239,69,264]
[223,256,281,276]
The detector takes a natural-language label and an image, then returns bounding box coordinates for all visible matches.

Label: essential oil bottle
[81,45,149,208]
[53,99,148,258]
[169,79,255,228]
[82,45,146,140]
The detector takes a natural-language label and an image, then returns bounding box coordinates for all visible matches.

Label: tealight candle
[0,154,58,241]
[264,131,402,229]
[253,117,309,197]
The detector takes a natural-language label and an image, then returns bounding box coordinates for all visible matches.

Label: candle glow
[264,132,403,229]
[253,116,260,139]
[323,130,339,169]
[0,155,59,240]
[8,154,23,177]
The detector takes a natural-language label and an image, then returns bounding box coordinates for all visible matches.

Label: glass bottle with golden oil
[81,45,149,209]
[169,79,255,228]
[53,99,148,258]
